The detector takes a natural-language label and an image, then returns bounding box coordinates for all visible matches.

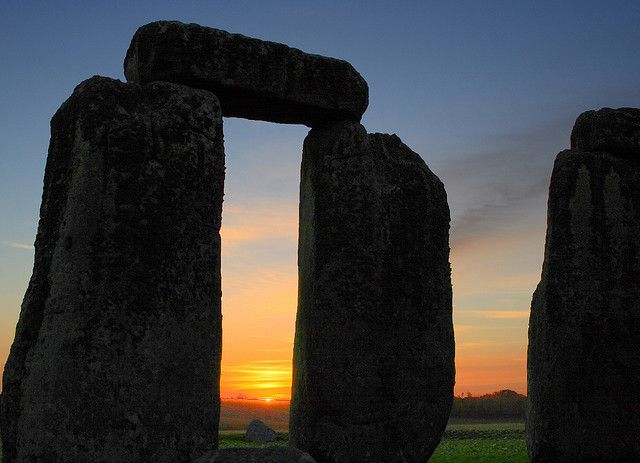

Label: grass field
[0,421,527,462]
[218,399,528,461]
[219,422,528,462]
[429,422,527,462]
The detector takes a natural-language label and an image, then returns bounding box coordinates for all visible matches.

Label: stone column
[290,121,454,463]
[0,76,224,462]
[527,108,640,461]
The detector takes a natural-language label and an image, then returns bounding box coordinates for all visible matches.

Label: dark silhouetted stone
[245,419,278,442]
[195,447,316,463]
[571,107,640,157]
[0,76,224,462]
[528,112,640,461]
[290,122,454,463]
[124,21,368,127]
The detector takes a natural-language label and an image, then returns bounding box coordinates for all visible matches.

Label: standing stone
[124,21,369,127]
[291,121,454,463]
[0,76,224,462]
[528,108,640,461]
[571,107,640,157]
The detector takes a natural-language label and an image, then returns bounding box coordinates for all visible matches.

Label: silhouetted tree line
[450,390,526,419]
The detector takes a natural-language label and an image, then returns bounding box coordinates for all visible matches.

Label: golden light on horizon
[214,202,540,400]
[220,359,293,399]
[0,203,537,398]
[219,200,298,400]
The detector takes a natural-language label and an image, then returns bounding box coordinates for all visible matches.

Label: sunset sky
[2,1,640,400]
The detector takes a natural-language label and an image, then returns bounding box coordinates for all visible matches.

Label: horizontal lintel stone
[125,21,369,127]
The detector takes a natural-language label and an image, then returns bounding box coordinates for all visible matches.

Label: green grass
[218,422,529,462]
[444,421,525,439]
[430,423,527,462]
[429,438,527,462]
[219,431,290,449]
[0,423,527,462]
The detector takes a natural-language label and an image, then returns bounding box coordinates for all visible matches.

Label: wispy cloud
[221,203,298,248]
[464,310,530,319]
[444,153,550,249]
[453,324,475,334]
[221,359,292,398]
[440,119,571,249]
[2,240,34,250]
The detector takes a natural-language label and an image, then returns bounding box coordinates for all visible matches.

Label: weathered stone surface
[195,447,316,463]
[571,107,640,157]
[528,131,640,460]
[245,419,278,442]
[124,21,368,127]
[291,122,454,463]
[0,76,224,462]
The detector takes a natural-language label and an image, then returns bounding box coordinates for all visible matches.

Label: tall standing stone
[527,108,640,461]
[291,121,454,462]
[0,76,224,462]
[124,21,369,127]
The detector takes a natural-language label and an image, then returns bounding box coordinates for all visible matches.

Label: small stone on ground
[245,419,278,442]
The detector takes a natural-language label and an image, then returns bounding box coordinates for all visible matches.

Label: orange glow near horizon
[216,203,540,400]
[219,200,297,400]
[0,204,539,399]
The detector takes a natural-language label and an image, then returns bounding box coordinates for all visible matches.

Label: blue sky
[2,0,640,395]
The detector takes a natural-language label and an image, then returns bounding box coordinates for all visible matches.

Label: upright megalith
[124,21,368,127]
[291,121,455,463]
[571,107,640,156]
[0,76,225,462]
[528,108,640,461]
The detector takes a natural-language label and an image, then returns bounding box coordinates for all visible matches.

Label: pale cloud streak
[220,359,292,399]
[2,240,34,250]
[221,203,298,248]
[439,118,570,250]
[463,310,530,319]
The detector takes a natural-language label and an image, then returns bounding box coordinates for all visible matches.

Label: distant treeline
[450,390,527,420]
[217,390,528,431]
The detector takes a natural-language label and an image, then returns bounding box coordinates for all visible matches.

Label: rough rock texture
[0,76,224,462]
[245,419,278,442]
[124,21,368,127]
[195,447,316,463]
[528,112,640,462]
[290,122,454,463]
[571,107,640,157]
